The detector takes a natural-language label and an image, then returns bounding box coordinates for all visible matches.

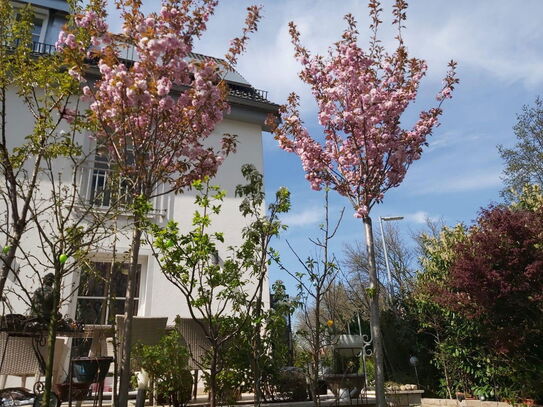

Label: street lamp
[379,216,404,302]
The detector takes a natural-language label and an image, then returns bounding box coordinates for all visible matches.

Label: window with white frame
[81,142,167,213]
[76,261,141,324]
[14,5,48,44]
[31,16,44,43]
[82,143,135,208]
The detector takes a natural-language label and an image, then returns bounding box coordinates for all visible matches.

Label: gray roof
[115,46,251,87]
[114,45,272,104]
[13,0,70,13]
[187,52,250,86]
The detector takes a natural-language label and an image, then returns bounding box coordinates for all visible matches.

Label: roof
[13,0,70,13]
[15,0,274,107]
[112,42,273,105]
[32,41,276,107]
[187,52,251,87]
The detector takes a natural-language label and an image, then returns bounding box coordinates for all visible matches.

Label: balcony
[30,41,56,54]
[78,164,168,216]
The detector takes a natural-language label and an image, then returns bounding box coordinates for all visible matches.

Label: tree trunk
[312,290,321,407]
[252,281,264,407]
[209,353,217,407]
[117,222,143,407]
[363,217,386,407]
[435,332,453,399]
[41,268,62,407]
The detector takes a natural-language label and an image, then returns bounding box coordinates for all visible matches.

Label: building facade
[3,0,277,326]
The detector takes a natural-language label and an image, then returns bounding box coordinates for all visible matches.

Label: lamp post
[379,216,404,303]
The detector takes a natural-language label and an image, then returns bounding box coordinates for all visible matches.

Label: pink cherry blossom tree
[57,1,261,406]
[270,1,457,405]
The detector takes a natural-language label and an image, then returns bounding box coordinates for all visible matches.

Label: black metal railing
[30,41,56,55]
[3,40,56,55]
[228,84,269,102]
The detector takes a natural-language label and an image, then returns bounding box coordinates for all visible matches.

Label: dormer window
[31,17,44,43]
[13,2,49,45]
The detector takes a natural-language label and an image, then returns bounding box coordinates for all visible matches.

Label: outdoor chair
[175,318,211,399]
[104,316,168,403]
[0,333,69,389]
[114,315,168,363]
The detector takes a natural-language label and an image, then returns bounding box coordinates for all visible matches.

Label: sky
[109,0,543,295]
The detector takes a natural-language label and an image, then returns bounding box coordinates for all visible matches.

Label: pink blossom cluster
[272,11,457,218]
[57,0,260,192]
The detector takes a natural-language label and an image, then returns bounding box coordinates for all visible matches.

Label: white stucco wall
[144,118,270,321]
[1,83,271,325]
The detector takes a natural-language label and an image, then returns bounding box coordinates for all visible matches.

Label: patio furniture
[0,332,44,389]
[109,316,168,406]
[324,334,368,401]
[175,318,211,399]
[175,318,209,370]
[82,325,115,357]
[0,332,69,390]
[0,327,115,407]
[114,315,168,363]
[63,356,113,407]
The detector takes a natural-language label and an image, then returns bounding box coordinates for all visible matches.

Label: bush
[274,367,308,401]
[133,330,193,407]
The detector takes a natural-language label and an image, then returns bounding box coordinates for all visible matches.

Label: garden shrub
[413,196,543,402]
[274,367,308,401]
[133,330,193,407]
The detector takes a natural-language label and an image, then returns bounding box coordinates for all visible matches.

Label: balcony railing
[79,164,168,215]
[228,84,269,102]
[30,41,56,55]
[3,40,56,55]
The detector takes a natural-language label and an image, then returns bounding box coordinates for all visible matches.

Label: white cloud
[194,0,543,105]
[281,206,322,227]
[404,211,438,225]
[404,0,543,86]
[427,131,483,153]
[107,0,543,107]
[413,170,502,196]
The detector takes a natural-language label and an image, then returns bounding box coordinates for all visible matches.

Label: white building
[2,0,277,329]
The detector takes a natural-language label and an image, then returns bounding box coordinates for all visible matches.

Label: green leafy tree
[150,166,290,407]
[218,281,298,403]
[413,225,498,399]
[234,164,291,406]
[0,0,81,299]
[413,189,543,401]
[498,97,543,200]
[133,328,193,407]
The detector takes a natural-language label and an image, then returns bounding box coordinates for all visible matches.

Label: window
[83,145,135,208]
[14,8,47,43]
[76,261,141,325]
[80,143,167,214]
[31,17,43,43]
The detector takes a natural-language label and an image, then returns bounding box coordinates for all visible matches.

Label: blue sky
[110,1,543,295]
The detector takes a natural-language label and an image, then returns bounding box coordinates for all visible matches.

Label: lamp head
[380,216,404,221]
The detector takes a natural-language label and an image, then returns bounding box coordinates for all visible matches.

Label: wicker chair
[103,316,168,400]
[0,333,69,389]
[114,315,168,363]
